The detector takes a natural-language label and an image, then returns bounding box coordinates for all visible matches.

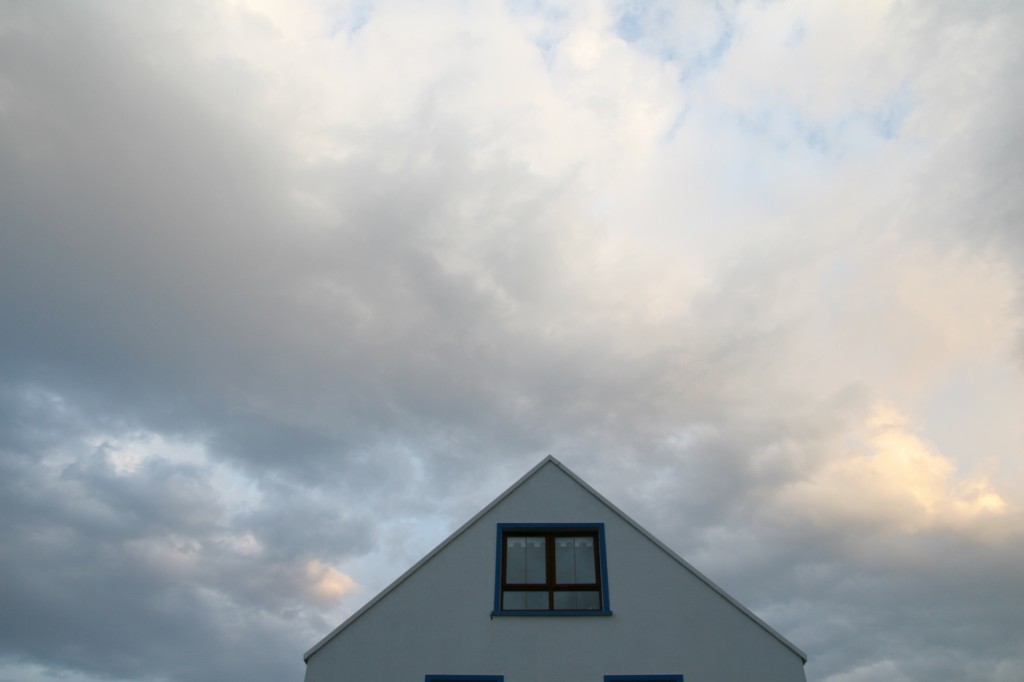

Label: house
[303,456,807,682]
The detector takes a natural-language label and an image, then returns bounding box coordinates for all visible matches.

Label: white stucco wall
[304,461,806,682]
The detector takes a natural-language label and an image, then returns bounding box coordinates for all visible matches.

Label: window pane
[505,537,526,584]
[552,536,597,584]
[574,537,596,583]
[576,590,600,610]
[553,590,601,610]
[525,591,549,610]
[524,537,546,584]
[507,536,545,584]
[554,537,575,584]
[503,591,525,610]
[553,591,577,610]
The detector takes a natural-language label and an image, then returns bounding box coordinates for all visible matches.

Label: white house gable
[304,457,807,682]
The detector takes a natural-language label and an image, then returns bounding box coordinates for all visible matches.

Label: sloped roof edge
[303,455,807,664]
[303,455,556,662]
[545,457,808,664]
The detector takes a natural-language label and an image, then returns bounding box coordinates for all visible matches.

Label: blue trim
[605,677,683,682]
[489,609,613,617]
[492,522,612,616]
[425,677,503,682]
[492,524,503,613]
[597,523,611,610]
[496,522,605,528]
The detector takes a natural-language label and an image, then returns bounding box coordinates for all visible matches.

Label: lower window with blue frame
[421,671,671,675]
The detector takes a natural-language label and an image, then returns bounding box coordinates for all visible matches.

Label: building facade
[303,456,807,682]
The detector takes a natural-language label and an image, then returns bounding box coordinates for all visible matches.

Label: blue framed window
[425,677,503,682]
[492,523,611,616]
[605,676,683,682]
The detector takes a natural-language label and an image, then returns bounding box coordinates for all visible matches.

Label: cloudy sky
[1,1,1022,681]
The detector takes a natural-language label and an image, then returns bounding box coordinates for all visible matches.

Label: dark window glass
[499,527,604,611]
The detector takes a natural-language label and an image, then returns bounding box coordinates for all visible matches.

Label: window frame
[492,522,611,616]
[425,677,503,682]
[605,676,684,682]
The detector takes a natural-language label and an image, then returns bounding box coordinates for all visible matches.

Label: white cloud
[303,559,360,602]
[822,659,913,682]
[775,402,1012,537]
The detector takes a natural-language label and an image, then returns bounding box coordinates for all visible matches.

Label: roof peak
[304,455,806,664]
